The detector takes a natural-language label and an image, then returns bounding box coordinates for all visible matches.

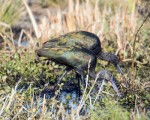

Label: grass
[0,0,150,119]
[0,0,23,31]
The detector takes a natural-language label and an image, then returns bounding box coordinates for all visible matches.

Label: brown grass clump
[0,0,150,119]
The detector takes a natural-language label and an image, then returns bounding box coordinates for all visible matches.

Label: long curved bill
[116,64,123,75]
[110,77,122,98]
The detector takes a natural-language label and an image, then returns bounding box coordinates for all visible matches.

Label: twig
[131,12,150,87]
[23,0,40,38]
[123,58,148,65]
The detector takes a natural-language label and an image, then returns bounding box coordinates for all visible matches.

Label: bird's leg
[110,77,122,98]
[107,60,129,88]
[57,67,72,84]
[116,64,124,76]
[96,70,122,98]
[116,64,129,88]
[75,69,86,99]
[54,67,72,95]
[76,74,81,98]
[98,52,129,88]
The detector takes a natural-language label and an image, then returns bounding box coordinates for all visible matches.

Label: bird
[37,46,122,97]
[39,31,127,87]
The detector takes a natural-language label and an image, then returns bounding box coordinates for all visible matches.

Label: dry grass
[34,0,138,55]
[0,0,150,119]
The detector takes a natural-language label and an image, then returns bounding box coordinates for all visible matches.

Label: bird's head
[99,53,124,75]
[110,54,124,75]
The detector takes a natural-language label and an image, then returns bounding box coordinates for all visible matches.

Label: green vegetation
[0,0,150,119]
[0,0,23,31]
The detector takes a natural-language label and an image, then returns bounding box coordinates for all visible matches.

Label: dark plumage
[42,31,123,75]
[39,31,128,88]
[37,46,121,97]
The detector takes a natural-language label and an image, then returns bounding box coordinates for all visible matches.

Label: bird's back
[42,31,101,55]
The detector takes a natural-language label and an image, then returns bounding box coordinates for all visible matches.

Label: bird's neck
[98,52,111,64]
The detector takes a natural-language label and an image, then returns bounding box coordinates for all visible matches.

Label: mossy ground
[0,0,150,119]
